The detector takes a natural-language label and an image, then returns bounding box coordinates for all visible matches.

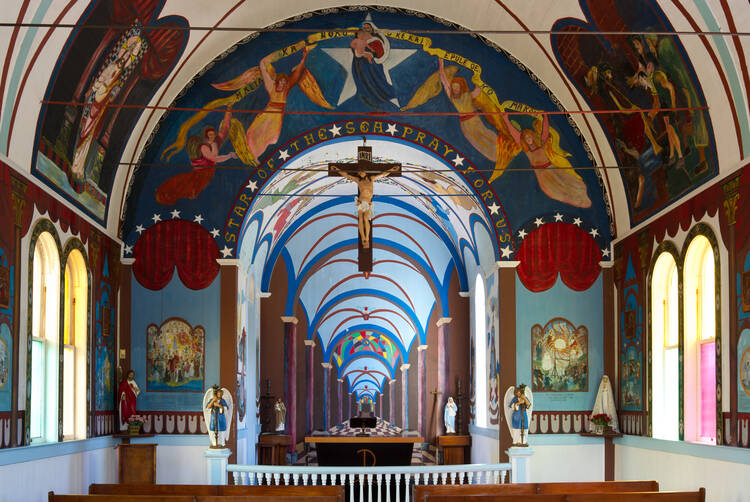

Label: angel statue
[504,384,533,447]
[203,386,233,449]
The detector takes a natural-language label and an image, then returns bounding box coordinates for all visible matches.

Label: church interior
[0,1,749,501]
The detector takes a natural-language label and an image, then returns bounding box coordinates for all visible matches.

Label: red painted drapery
[517,222,602,292]
[133,220,219,290]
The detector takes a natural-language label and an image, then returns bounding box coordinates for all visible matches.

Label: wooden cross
[328,137,401,274]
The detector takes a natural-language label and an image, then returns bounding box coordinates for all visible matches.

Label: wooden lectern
[437,435,471,465]
[258,434,291,465]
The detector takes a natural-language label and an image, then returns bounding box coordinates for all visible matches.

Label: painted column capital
[321,362,332,369]
[304,339,316,347]
[458,291,470,297]
[417,344,428,351]
[259,291,272,298]
[400,363,410,371]
[389,379,396,384]
[280,316,298,324]
[337,378,344,383]
[436,317,452,327]
[496,260,520,269]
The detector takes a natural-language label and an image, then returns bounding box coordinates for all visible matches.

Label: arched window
[474,273,486,427]
[30,231,60,444]
[62,247,88,440]
[683,235,717,444]
[651,251,679,440]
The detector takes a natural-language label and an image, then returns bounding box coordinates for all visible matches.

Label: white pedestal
[506,446,533,483]
[204,448,231,485]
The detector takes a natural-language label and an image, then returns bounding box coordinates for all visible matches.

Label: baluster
[302,473,309,486]
[432,472,438,485]
[359,473,364,502]
[501,470,507,484]
[283,473,290,486]
[403,472,410,502]
[273,473,280,486]
[385,473,391,502]
[466,471,473,485]
[293,473,300,486]
[366,474,372,502]
[232,472,239,485]
[493,470,499,484]
[442,471,448,485]
[348,473,355,502]
[449,471,456,485]
[375,474,381,502]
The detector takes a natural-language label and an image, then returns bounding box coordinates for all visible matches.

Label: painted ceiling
[2,0,748,398]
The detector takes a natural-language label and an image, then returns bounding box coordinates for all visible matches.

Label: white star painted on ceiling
[210,228,220,238]
[385,123,398,136]
[602,248,611,258]
[518,229,528,239]
[572,217,582,226]
[194,214,204,224]
[278,149,290,161]
[589,228,599,238]
[246,180,257,192]
[329,124,342,137]
[534,217,544,227]
[488,202,500,215]
[135,225,145,234]
[322,48,417,107]
[152,213,161,223]
[170,209,180,219]
[501,246,513,258]
[452,155,464,167]
[220,246,233,258]
[554,213,563,222]
[123,244,133,255]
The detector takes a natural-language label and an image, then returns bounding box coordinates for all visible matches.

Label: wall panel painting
[0,336,8,391]
[146,318,205,392]
[739,330,750,413]
[531,318,588,392]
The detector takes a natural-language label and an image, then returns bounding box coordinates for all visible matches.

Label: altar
[304,436,423,466]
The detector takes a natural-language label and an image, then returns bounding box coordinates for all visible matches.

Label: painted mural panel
[33,0,189,223]
[620,257,644,411]
[95,290,115,411]
[0,335,8,391]
[0,324,10,412]
[552,0,717,225]
[531,318,588,392]
[122,7,612,259]
[485,271,500,424]
[237,328,247,422]
[146,318,205,393]
[739,330,750,413]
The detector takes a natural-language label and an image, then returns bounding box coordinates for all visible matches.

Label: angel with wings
[203,386,233,449]
[210,45,332,166]
[161,44,331,182]
[504,384,533,446]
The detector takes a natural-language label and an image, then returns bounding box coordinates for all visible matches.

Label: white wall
[616,439,750,502]
[0,446,116,502]
[154,444,208,484]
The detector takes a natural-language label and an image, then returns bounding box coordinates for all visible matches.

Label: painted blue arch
[310,288,427,344]
[336,351,398,381]
[323,323,407,365]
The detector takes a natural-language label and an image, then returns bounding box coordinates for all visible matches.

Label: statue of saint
[444,396,457,434]
[591,375,619,432]
[118,369,140,430]
[503,384,533,446]
[274,398,286,433]
[202,386,233,448]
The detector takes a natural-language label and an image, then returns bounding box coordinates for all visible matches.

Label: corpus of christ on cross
[328,138,401,274]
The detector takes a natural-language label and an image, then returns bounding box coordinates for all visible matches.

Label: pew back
[88,484,343,498]
[420,489,705,502]
[50,495,195,502]
[414,480,660,500]
[89,484,218,495]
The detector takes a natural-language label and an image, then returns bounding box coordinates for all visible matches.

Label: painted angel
[163,45,332,170]
[203,386,233,448]
[503,384,533,446]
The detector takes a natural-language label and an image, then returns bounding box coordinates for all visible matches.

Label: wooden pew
[89,484,218,495]
[418,489,706,502]
[414,481,660,500]
[196,497,342,502]
[88,484,343,499]
[50,495,195,502]
[538,481,660,493]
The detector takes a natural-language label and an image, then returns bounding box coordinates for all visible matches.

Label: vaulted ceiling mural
[2,0,744,398]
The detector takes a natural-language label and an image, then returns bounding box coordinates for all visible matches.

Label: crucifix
[328,137,401,274]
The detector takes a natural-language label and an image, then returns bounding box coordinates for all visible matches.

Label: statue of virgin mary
[591,375,619,432]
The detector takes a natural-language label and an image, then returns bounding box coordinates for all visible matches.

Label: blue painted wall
[130,274,221,411]
[516,274,603,411]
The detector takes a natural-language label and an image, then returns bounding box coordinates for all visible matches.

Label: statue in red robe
[119,369,140,430]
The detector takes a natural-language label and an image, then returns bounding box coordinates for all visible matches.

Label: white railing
[226,463,512,502]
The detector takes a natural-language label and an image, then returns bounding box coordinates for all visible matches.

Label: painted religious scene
[146,318,205,392]
[532,318,588,392]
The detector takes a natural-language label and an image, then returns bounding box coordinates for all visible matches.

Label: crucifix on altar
[328,137,401,274]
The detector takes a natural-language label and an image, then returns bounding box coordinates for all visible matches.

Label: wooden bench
[418,489,705,502]
[54,490,343,502]
[50,495,195,502]
[88,484,342,499]
[414,481,660,500]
